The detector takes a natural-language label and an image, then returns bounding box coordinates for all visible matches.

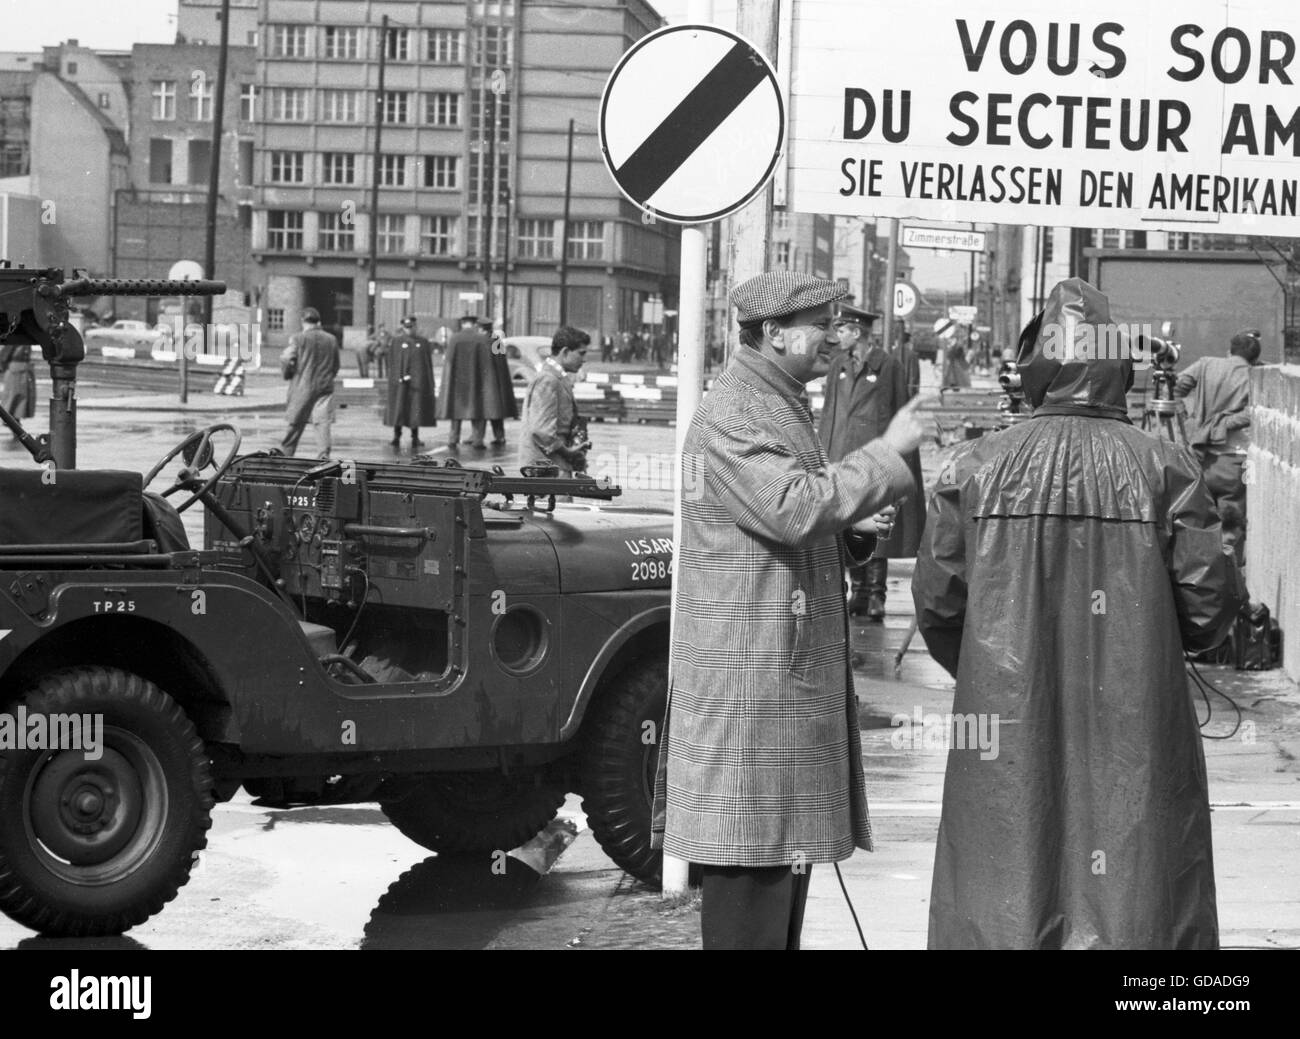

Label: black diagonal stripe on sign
[615,42,768,204]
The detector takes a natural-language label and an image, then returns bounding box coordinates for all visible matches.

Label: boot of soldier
[864,557,888,622]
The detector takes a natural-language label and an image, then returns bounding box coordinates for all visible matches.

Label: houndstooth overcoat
[651,346,914,867]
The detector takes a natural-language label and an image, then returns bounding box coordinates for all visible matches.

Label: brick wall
[1246,365,1300,681]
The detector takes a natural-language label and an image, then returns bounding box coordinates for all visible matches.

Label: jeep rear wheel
[0,667,213,936]
[379,773,565,854]
[578,650,668,887]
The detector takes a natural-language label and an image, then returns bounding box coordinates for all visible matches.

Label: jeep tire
[0,667,213,936]
[379,773,565,854]
[578,650,668,886]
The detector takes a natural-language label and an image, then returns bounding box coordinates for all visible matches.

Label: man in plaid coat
[651,271,929,949]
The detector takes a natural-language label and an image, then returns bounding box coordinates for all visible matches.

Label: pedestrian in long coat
[819,304,926,620]
[384,315,437,449]
[913,278,1241,949]
[439,316,508,448]
[650,271,926,950]
[480,319,518,446]
[279,308,340,458]
[0,340,36,420]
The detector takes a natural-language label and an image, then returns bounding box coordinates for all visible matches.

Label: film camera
[996,360,1031,427]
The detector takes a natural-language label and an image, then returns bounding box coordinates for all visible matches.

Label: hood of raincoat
[1016,278,1134,421]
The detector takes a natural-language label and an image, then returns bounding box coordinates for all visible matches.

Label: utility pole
[480,86,497,306]
[366,15,389,331]
[198,0,231,404]
[558,117,575,326]
[501,188,512,333]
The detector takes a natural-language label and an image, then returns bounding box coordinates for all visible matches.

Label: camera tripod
[1140,369,1190,448]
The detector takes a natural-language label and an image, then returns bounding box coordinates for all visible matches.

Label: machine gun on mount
[0,264,226,468]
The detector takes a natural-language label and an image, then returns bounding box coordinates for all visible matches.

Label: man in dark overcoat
[819,303,927,619]
[439,315,508,449]
[385,315,437,451]
[650,271,929,950]
[278,307,340,458]
[479,318,517,446]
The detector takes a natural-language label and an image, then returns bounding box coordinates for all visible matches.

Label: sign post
[601,12,785,898]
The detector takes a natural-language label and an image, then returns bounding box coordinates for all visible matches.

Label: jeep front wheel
[379,773,565,854]
[0,667,213,936]
[578,650,668,886]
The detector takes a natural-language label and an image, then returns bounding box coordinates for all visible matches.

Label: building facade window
[465,216,507,258]
[384,27,411,61]
[321,89,362,123]
[97,92,110,109]
[426,29,464,63]
[322,152,355,185]
[381,91,412,124]
[323,26,360,60]
[423,155,459,190]
[774,241,791,268]
[266,308,285,332]
[318,211,355,251]
[267,211,304,251]
[566,220,605,260]
[268,151,306,184]
[266,87,309,122]
[470,92,511,143]
[240,83,257,122]
[148,138,173,183]
[421,215,456,255]
[270,25,309,58]
[189,78,213,121]
[379,155,407,187]
[424,92,461,126]
[377,213,406,254]
[473,25,513,67]
[467,154,509,205]
[151,81,175,120]
[517,219,556,259]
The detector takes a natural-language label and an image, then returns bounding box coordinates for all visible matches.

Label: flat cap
[836,302,881,326]
[731,271,850,325]
[301,307,321,323]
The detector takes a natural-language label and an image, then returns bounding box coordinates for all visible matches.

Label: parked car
[82,319,167,353]
[504,335,552,385]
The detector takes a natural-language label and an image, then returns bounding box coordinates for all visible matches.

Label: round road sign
[893,281,918,318]
[599,24,784,225]
[168,260,204,281]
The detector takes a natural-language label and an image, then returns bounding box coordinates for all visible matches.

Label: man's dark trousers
[700,864,813,950]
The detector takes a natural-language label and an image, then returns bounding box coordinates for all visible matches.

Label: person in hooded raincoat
[913,278,1241,950]
[439,315,508,448]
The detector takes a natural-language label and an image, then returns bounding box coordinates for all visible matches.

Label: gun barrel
[57,278,227,298]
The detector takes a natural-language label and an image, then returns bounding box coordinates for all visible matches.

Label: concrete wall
[1246,365,1300,681]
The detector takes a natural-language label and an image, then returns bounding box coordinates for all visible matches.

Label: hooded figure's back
[913,278,1240,949]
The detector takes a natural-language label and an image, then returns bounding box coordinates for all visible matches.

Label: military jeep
[0,268,673,937]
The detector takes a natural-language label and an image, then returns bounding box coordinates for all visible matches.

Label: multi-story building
[251,0,679,346]
[114,42,258,321]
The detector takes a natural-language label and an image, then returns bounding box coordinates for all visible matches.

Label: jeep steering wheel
[143,423,243,513]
